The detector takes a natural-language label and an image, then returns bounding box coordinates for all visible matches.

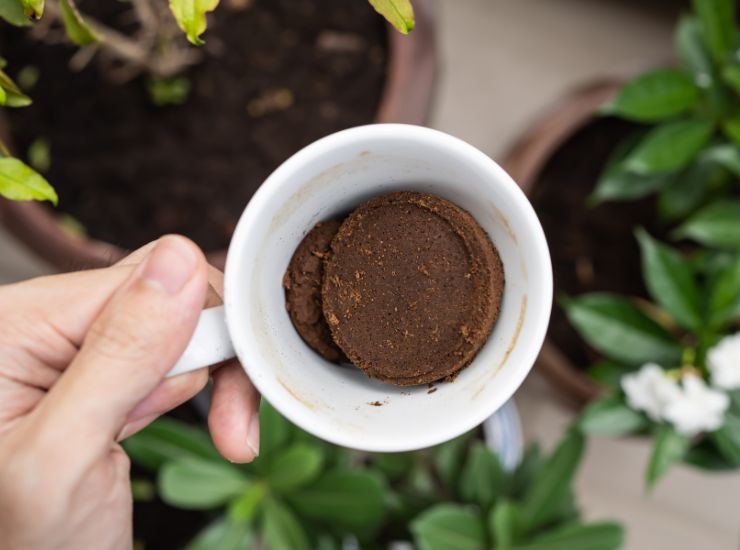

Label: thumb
[35,235,208,456]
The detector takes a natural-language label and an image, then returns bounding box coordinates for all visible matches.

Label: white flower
[621,363,681,421]
[707,332,740,390]
[663,375,729,437]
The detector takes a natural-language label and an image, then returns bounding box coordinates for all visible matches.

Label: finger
[208,360,260,463]
[115,240,160,267]
[33,235,208,457]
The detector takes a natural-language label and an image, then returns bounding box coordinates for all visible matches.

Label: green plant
[0,0,415,206]
[124,402,624,549]
[562,0,740,488]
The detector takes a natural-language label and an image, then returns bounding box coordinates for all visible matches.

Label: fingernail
[247,413,260,458]
[141,236,197,294]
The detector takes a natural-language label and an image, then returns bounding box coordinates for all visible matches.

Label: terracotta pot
[502,80,624,407]
[0,0,438,272]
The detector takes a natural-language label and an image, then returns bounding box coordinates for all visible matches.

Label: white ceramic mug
[169,124,552,452]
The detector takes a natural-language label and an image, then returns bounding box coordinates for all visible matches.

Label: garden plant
[564,0,740,486]
[125,402,624,550]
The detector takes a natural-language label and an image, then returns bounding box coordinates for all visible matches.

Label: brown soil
[1,0,387,252]
[529,118,661,368]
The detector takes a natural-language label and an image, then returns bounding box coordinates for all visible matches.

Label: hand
[0,236,260,550]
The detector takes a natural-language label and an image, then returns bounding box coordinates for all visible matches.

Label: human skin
[0,235,259,550]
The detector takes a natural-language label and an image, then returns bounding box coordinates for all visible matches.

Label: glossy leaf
[624,119,713,174]
[368,0,414,35]
[586,360,632,389]
[701,143,740,177]
[507,444,542,500]
[591,164,670,204]
[657,160,714,221]
[0,69,31,107]
[602,69,698,122]
[433,430,474,491]
[692,0,736,64]
[563,294,681,366]
[674,199,740,248]
[676,15,713,82]
[20,0,42,18]
[723,64,740,95]
[122,417,221,471]
[511,522,624,550]
[228,483,266,522]
[709,254,740,326]
[459,441,505,509]
[489,501,521,549]
[646,425,690,489]
[411,504,486,550]
[0,157,57,205]
[0,0,31,26]
[521,429,584,531]
[259,400,291,460]
[578,394,649,436]
[266,443,323,492]
[262,497,310,550]
[59,0,100,45]
[187,518,252,550]
[169,0,219,45]
[722,115,740,144]
[288,471,386,532]
[159,458,251,509]
[710,413,740,465]
[636,229,701,330]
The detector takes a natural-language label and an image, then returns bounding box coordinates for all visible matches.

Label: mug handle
[167,306,236,377]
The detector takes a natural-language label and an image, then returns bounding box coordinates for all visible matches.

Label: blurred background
[1,1,739,548]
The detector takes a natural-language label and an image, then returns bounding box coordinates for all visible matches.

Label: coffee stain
[491,203,517,245]
[472,294,528,400]
[278,376,319,411]
[368,400,383,407]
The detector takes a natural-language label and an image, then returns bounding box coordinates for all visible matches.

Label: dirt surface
[2,0,387,251]
[530,118,661,368]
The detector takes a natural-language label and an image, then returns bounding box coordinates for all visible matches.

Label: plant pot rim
[0,0,438,271]
[502,79,624,407]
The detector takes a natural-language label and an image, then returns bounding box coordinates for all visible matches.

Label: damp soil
[529,118,663,369]
[1,0,387,252]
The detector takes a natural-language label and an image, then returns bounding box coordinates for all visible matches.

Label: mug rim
[224,123,553,451]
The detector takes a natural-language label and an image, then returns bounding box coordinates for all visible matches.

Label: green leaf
[20,0,42,19]
[266,443,323,493]
[0,69,32,107]
[187,518,252,550]
[636,229,701,330]
[563,294,682,366]
[521,429,584,531]
[169,0,219,45]
[459,441,505,509]
[586,360,632,389]
[692,0,736,64]
[709,413,740,465]
[433,430,474,491]
[259,400,291,459]
[262,497,310,550]
[657,160,714,221]
[489,501,521,549]
[701,143,740,177]
[511,522,624,550]
[590,164,670,204]
[602,69,699,122]
[411,504,486,550]
[59,0,101,45]
[507,445,543,500]
[0,0,31,26]
[684,443,737,471]
[709,253,740,326]
[130,478,155,502]
[147,76,191,106]
[159,458,251,509]
[367,0,414,35]
[373,452,415,480]
[723,64,740,95]
[578,394,649,436]
[674,199,740,248]
[722,115,740,144]
[676,16,713,83]
[646,425,690,489]
[0,157,57,205]
[228,483,266,523]
[289,471,386,532]
[122,417,222,471]
[624,119,714,174]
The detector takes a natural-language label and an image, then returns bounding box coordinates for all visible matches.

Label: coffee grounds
[322,191,504,386]
[283,220,348,363]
